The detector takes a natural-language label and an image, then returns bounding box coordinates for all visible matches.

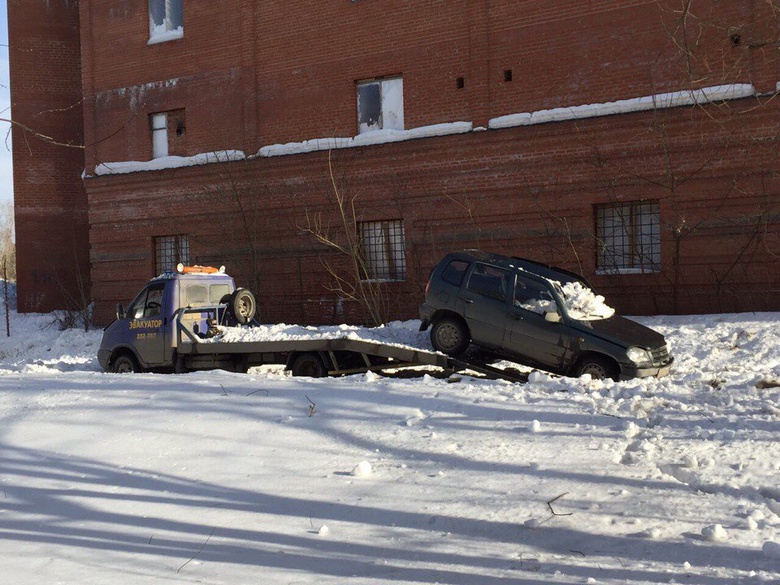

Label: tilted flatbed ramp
[177,318,527,383]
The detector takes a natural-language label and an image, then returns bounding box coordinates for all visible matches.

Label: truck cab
[98,266,241,373]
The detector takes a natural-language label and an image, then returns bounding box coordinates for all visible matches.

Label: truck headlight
[626,346,653,366]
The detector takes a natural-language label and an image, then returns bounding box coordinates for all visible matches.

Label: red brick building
[10,1,780,325]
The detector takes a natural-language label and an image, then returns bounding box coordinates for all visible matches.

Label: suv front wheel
[431,317,470,356]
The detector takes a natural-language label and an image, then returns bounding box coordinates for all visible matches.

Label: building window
[150,109,186,159]
[595,201,661,273]
[151,113,168,158]
[359,220,406,281]
[357,77,404,134]
[149,0,183,44]
[154,235,189,275]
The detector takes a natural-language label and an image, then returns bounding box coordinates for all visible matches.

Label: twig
[306,395,316,417]
[220,384,229,396]
[245,389,270,397]
[177,528,215,574]
[547,492,573,516]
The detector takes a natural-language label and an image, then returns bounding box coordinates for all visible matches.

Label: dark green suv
[419,251,672,380]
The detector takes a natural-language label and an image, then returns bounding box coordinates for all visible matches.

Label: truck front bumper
[97,349,111,371]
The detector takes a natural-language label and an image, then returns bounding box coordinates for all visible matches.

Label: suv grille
[651,345,671,365]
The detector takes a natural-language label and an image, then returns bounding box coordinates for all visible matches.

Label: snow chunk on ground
[763,541,780,559]
[702,524,728,542]
[351,461,373,477]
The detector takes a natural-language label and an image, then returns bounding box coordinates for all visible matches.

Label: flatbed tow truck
[98,265,527,383]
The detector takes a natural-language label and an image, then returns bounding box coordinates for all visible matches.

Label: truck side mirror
[544,311,562,323]
[116,303,126,320]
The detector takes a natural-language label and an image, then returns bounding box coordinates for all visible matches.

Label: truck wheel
[290,353,327,378]
[575,355,618,381]
[431,317,469,356]
[230,288,257,324]
[112,354,139,374]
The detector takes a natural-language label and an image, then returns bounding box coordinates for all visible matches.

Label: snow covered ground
[1,297,779,584]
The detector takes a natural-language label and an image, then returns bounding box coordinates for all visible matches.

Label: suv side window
[467,263,511,301]
[514,274,557,315]
[441,260,470,286]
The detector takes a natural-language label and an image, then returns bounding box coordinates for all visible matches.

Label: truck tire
[290,353,327,378]
[112,354,139,374]
[431,317,470,356]
[229,288,257,324]
[575,355,618,381]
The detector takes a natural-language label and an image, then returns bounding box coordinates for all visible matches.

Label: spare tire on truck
[228,288,256,324]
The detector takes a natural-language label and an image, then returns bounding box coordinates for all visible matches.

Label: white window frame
[148,0,184,44]
[151,113,168,159]
[595,200,661,274]
[359,220,406,282]
[356,77,404,134]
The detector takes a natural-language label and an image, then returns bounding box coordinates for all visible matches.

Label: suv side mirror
[116,303,126,320]
[544,311,562,323]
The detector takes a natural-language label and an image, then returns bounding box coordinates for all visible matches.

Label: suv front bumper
[620,357,673,380]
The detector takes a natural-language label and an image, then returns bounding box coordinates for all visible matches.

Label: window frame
[154,234,190,276]
[356,77,404,135]
[148,0,184,44]
[150,112,169,159]
[358,219,407,282]
[595,200,661,274]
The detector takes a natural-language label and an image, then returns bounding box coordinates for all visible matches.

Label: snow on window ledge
[148,27,184,45]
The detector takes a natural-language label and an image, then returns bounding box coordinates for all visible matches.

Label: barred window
[359,220,406,281]
[149,0,183,43]
[595,201,660,273]
[154,234,189,275]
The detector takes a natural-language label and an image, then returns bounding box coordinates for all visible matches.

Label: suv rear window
[441,260,470,286]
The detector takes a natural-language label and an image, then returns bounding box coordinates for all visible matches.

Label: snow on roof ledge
[489,83,757,130]
[92,150,246,176]
[257,122,473,158]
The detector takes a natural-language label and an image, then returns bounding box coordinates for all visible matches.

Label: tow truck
[97,265,526,381]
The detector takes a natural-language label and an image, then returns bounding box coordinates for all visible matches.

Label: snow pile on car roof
[558,281,615,320]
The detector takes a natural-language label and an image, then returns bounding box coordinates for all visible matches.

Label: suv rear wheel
[431,317,470,356]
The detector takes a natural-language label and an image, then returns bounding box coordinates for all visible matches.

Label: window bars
[154,234,189,275]
[595,201,660,273]
[359,220,406,281]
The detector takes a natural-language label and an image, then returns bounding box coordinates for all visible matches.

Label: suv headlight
[626,346,653,366]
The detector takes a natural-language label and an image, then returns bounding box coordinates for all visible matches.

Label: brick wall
[9,1,780,322]
[9,0,89,313]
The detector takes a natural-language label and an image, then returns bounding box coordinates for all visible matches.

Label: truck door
[125,283,167,367]
[504,274,570,371]
[462,263,512,350]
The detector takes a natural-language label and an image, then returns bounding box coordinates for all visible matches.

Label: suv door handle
[464,298,474,304]
[510,313,522,320]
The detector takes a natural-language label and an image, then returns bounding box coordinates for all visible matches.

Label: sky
[0,0,12,205]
